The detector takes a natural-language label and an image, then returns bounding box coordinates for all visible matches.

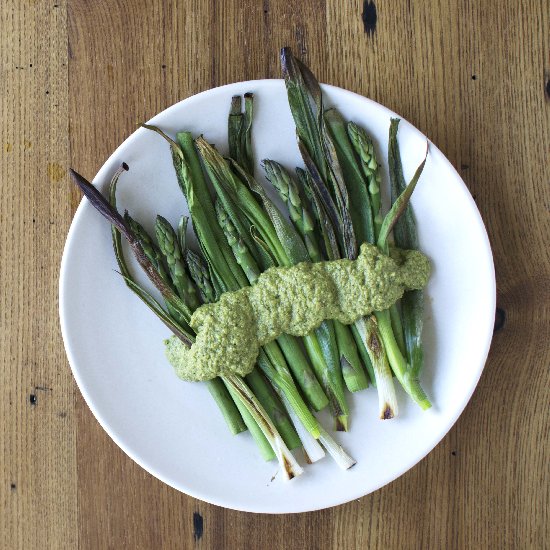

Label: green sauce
[165,243,430,381]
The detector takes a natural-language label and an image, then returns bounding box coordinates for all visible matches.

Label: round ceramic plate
[60,80,495,513]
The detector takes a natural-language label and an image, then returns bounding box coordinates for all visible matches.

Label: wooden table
[1,1,548,548]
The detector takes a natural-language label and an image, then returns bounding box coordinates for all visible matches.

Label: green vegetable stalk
[155,215,200,311]
[388,119,426,378]
[228,93,255,176]
[376,140,431,409]
[185,248,216,304]
[346,120,407,356]
[264,160,368,394]
[196,136,350,430]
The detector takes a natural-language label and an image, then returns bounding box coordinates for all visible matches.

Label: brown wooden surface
[1,1,548,548]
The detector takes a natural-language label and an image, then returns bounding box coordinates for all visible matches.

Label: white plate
[60,80,495,513]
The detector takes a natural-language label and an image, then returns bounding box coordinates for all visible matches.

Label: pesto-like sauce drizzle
[165,243,430,381]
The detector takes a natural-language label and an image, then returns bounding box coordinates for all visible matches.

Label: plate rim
[59,78,496,513]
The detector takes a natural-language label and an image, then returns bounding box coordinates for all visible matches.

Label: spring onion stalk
[355,316,398,418]
[317,425,357,470]
[224,381,274,460]
[196,137,287,266]
[279,393,326,463]
[223,374,303,480]
[309,123,398,402]
[245,367,301,450]
[375,143,431,410]
[388,119,427,377]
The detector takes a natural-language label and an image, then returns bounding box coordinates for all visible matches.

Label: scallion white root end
[318,426,357,470]
[280,393,325,463]
[224,374,303,480]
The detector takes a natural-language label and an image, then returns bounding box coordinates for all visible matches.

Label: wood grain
[1,0,548,548]
[0,2,77,549]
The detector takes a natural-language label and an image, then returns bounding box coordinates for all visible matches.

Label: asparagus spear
[264,160,368,394]
[123,213,191,333]
[346,121,382,238]
[374,142,431,409]
[346,121,407,356]
[266,160,322,262]
[123,213,171,283]
[205,378,248,436]
[155,215,200,311]
[214,200,260,284]
[216,199,326,436]
[185,249,216,303]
